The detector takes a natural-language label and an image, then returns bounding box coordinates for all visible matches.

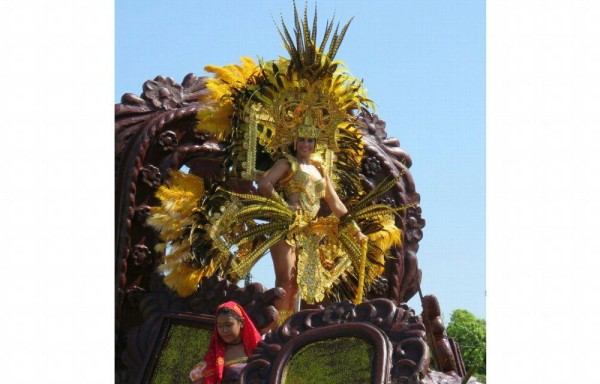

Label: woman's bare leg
[270,240,298,317]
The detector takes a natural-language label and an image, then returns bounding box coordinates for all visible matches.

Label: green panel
[282,337,374,384]
[150,324,212,384]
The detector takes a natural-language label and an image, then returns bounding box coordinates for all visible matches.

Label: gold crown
[296,117,319,139]
[293,106,318,139]
[247,74,348,155]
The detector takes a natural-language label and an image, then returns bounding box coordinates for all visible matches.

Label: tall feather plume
[327,22,340,60]
[279,15,301,69]
[274,17,294,59]
[311,4,318,42]
[319,15,335,54]
[329,17,353,60]
[302,3,313,67]
[293,0,304,58]
[276,4,352,81]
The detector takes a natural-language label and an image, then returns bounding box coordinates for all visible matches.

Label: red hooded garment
[201,301,262,384]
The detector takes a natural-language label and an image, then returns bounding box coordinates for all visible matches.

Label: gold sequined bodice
[279,155,326,219]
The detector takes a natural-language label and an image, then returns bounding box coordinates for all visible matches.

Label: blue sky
[116,0,486,320]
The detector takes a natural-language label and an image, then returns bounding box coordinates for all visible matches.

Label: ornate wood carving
[421,295,466,377]
[115,73,224,333]
[358,110,424,304]
[267,323,392,384]
[242,299,430,384]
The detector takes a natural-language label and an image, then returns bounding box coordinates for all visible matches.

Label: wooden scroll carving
[241,299,429,384]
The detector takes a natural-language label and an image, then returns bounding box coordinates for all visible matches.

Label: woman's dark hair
[287,143,297,156]
[216,306,243,323]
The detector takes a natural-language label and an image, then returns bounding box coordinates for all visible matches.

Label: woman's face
[216,314,243,344]
[296,137,316,158]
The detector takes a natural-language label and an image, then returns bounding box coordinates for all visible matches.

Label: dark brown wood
[266,323,392,384]
[449,338,467,378]
[241,299,429,384]
[421,294,466,376]
[358,110,424,304]
[115,74,229,383]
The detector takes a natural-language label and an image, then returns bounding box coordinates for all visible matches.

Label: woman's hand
[354,231,368,244]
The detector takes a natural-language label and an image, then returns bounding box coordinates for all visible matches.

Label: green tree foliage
[446,309,486,377]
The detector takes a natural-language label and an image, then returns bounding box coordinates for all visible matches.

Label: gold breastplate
[280,155,326,218]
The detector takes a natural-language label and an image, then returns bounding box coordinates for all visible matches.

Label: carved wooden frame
[239,299,430,384]
[265,322,392,384]
[136,313,215,384]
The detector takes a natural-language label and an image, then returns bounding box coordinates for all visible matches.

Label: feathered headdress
[195,2,373,182]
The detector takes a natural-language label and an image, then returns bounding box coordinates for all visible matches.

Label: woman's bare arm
[323,175,348,218]
[257,159,290,199]
[324,176,368,242]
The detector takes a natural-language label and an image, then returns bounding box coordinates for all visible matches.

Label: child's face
[216,314,243,344]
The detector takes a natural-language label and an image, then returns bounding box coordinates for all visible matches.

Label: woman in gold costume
[148,5,407,326]
[258,133,368,319]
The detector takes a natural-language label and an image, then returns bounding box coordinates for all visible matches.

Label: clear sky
[116,0,486,320]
